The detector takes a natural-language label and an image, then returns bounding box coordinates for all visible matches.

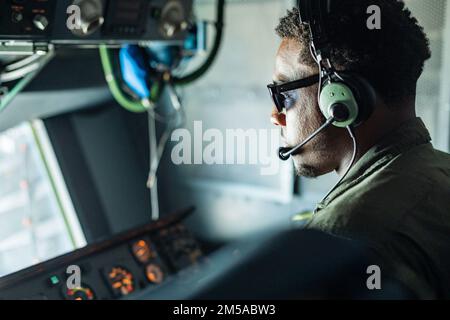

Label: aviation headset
[298,0,376,128]
[277,0,379,208]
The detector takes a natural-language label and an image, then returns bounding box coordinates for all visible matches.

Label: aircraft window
[0,120,86,277]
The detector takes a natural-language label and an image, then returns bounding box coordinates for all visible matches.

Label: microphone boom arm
[279,117,335,161]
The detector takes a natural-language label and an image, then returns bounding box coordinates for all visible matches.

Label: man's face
[271,38,343,177]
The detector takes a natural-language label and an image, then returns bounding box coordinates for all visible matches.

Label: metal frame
[31,119,87,249]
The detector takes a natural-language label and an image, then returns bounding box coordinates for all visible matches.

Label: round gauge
[62,284,95,300]
[105,266,135,297]
[145,263,165,284]
[131,239,156,264]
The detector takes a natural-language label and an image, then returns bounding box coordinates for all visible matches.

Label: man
[270,0,450,298]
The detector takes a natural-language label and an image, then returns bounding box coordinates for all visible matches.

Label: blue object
[184,21,207,53]
[120,45,151,99]
[120,23,208,99]
[146,43,182,70]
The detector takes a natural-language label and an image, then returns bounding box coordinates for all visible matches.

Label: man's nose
[271,109,286,127]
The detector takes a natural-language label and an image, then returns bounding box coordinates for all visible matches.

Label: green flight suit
[305,117,450,298]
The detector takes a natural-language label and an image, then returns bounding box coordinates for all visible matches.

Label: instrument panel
[0,209,203,300]
[0,0,193,46]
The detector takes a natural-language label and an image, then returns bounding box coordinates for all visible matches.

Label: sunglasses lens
[268,74,320,113]
[268,84,303,113]
[268,88,282,113]
[274,94,285,113]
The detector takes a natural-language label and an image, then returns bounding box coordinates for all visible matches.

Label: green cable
[151,82,160,101]
[0,68,40,113]
[0,47,152,114]
[0,49,55,114]
[99,45,151,113]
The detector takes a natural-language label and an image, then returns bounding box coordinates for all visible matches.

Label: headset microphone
[278,117,335,161]
[279,98,357,160]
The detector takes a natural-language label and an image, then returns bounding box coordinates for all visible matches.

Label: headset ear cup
[338,73,376,127]
[318,78,332,119]
[319,81,359,127]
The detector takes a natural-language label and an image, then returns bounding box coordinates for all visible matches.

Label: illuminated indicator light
[132,239,157,264]
[113,282,122,289]
[63,286,95,300]
[106,267,135,296]
[50,276,60,285]
[146,264,164,284]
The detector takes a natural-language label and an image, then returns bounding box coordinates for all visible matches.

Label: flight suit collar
[315,117,432,213]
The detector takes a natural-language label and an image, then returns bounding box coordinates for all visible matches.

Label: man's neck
[336,101,417,177]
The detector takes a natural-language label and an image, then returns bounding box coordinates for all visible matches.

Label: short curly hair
[275,0,431,104]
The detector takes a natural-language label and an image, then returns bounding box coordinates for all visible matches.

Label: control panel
[0,209,203,300]
[0,0,193,45]
[0,0,55,38]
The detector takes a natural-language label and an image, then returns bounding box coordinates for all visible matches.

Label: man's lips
[280,138,295,151]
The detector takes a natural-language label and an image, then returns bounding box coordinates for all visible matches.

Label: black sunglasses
[267,74,320,113]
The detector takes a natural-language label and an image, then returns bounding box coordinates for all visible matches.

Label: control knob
[70,0,104,37]
[33,15,49,31]
[159,1,188,38]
